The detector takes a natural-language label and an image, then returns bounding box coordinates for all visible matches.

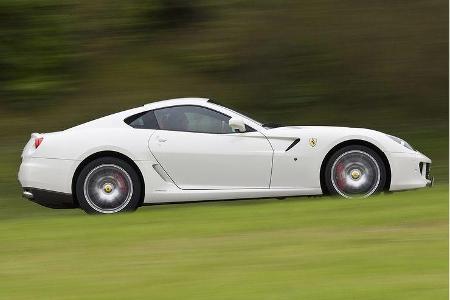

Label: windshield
[208,100,285,129]
[208,100,263,126]
[260,122,284,128]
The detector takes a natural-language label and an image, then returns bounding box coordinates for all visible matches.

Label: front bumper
[388,151,433,191]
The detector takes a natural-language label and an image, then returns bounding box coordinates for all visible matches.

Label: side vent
[285,138,300,152]
[152,164,175,183]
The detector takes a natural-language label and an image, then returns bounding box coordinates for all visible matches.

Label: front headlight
[387,134,414,150]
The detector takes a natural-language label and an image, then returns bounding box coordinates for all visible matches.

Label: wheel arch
[319,139,391,194]
[71,151,145,207]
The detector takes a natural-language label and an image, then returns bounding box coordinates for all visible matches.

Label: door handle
[157,137,167,143]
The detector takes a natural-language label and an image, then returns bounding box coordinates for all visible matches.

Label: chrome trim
[426,177,434,187]
[22,191,34,199]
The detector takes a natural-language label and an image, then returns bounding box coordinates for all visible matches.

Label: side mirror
[229,117,246,133]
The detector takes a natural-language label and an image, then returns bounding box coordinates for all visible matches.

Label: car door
[148,105,273,190]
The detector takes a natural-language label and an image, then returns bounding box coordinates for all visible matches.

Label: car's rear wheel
[76,157,141,214]
[324,145,386,198]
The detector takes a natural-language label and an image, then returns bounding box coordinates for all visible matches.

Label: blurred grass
[0,186,448,299]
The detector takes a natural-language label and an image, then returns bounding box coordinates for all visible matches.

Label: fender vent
[285,138,300,152]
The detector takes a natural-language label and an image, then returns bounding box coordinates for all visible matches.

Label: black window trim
[125,104,256,134]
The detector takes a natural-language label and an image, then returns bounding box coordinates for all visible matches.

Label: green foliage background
[0,1,447,178]
[0,1,447,192]
[0,0,447,209]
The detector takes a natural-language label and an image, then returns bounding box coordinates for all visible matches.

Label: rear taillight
[34,137,44,148]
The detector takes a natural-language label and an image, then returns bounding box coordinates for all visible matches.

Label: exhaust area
[22,190,34,200]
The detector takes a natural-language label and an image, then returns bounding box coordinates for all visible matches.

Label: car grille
[425,163,431,180]
[420,162,431,180]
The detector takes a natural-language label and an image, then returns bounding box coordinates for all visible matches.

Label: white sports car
[19,98,433,214]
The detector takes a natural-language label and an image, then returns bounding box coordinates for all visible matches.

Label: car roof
[144,97,210,109]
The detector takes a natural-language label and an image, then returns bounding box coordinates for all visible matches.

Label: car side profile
[18,98,433,214]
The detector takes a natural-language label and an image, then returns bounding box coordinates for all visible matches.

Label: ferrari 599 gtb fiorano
[19,98,433,214]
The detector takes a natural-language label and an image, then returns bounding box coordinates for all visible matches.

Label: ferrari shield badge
[309,138,317,147]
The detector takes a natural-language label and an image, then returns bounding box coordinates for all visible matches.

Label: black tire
[76,157,142,214]
[324,145,386,198]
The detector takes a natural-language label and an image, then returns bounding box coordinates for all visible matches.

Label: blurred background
[0,1,448,299]
[0,0,448,190]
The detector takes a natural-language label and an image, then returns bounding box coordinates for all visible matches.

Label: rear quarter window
[124,111,159,129]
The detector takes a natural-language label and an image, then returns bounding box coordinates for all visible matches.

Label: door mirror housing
[229,117,246,133]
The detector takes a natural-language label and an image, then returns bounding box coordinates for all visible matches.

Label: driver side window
[154,105,235,134]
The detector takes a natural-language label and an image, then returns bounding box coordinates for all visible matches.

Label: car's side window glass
[125,111,159,129]
[154,105,235,134]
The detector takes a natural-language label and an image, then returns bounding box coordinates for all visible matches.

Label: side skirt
[145,188,323,204]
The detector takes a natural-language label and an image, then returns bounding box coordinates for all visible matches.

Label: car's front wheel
[324,145,386,198]
[76,157,142,214]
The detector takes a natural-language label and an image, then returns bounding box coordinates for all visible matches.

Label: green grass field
[0,186,447,300]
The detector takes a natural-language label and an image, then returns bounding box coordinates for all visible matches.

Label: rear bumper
[18,157,78,208]
[22,187,75,208]
[388,151,432,191]
[18,157,77,194]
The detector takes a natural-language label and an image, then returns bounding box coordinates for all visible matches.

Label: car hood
[264,125,382,137]
[262,125,414,154]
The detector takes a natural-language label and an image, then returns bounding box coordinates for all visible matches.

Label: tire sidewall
[76,157,142,214]
[324,145,386,197]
